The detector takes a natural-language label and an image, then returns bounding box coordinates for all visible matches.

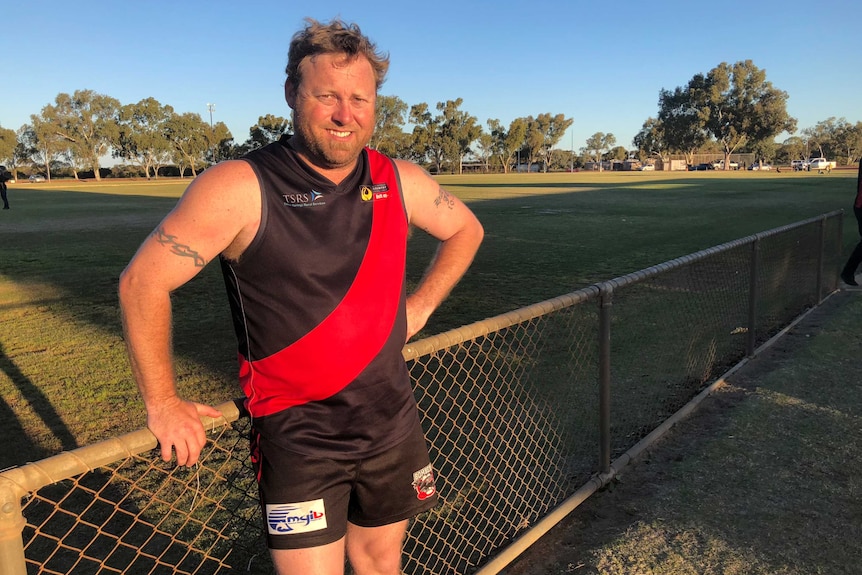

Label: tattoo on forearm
[434,187,455,209]
[154,226,206,267]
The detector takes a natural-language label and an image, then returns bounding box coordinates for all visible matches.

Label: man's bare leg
[346,520,409,575]
[270,537,346,575]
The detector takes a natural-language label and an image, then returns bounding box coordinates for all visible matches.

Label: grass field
[2,169,860,573]
[0,169,856,473]
[505,290,862,575]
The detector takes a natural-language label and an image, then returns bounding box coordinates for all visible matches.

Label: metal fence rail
[0,211,843,575]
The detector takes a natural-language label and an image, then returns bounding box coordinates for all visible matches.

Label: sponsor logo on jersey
[265,499,327,535]
[412,464,437,500]
[360,182,391,202]
[282,190,326,208]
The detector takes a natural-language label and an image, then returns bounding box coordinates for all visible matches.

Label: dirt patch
[499,290,854,574]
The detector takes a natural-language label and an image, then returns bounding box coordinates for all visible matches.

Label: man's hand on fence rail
[147,397,223,466]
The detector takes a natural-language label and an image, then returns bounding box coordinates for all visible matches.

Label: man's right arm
[118,160,260,466]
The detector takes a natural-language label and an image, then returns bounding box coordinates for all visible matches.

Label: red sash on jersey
[239,150,407,417]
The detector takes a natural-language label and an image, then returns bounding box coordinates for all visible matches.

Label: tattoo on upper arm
[154,226,206,267]
[434,187,456,210]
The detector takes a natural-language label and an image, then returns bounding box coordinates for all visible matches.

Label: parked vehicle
[638,164,655,171]
[808,158,836,172]
[29,175,46,182]
[712,160,739,170]
[748,164,772,171]
[791,160,809,171]
[688,163,714,171]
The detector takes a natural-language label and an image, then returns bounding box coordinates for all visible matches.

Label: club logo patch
[265,499,327,535]
[360,183,391,202]
[412,464,437,500]
[282,190,326,208]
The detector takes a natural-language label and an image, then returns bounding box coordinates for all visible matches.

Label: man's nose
[331,100,353,125]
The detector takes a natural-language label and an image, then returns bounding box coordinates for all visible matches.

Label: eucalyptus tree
[656,84,709,165]
[236,114,292,156]
[0,125,16,168]
[164,112,211,177]
[473,131,494,172]
[409,99,481,173]
[834,120,862,165]
[523,113,573,172]
[115,97,175,179]
[40,90,121,180]
[633,117,669,161]
[19,117,65,180]
[370,95,410,158]
[803,117,862,164]
[780,135,810,163]
[607,146,628,162]
[487,117,528,173]
[690,60,795,169]
[582,132,616,170]
[747,138,778,166]
[437,98,481,174]
[208,121,233,164]
[409,102,438,170]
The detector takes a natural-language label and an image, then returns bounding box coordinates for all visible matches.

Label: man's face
[286,52,377,174]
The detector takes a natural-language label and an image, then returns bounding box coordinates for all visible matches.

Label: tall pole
[570,124,574,172]
[206,103,216,163]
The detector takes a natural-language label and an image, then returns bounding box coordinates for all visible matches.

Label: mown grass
[508,291,862,574]
[0,169,856,471]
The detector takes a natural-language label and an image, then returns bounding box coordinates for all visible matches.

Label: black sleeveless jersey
[220,137,418,458]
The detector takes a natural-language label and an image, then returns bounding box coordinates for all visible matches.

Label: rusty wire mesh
[16,418,267,575]
[0,211,844,575]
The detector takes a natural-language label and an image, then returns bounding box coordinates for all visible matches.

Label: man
[119,17,483,575]
[0,166,10,209]
[840,160,862,286]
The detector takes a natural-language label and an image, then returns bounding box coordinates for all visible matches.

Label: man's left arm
[396,160,484,340]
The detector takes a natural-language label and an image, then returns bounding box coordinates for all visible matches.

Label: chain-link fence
[0,211,843,575]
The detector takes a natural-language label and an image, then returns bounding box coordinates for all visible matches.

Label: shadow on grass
[0,341,78,469]
[0,175,854,467]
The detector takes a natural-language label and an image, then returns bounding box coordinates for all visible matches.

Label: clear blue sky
[4,0,860,154]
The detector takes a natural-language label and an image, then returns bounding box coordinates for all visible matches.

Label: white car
[712,160,739,170]
[791,160,808,171]
[808,158,836,172]
[638,164,655,171]
[748,164,772,171]
[29,175,46,182]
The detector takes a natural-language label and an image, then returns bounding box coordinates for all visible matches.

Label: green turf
[0,170,856,469]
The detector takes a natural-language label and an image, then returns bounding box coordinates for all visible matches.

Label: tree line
[0,60,860,181]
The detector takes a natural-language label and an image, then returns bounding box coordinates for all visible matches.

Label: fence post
[0,478,27,575]
[816,215,826,303]
[598,286,613,475]
[746,236,760,357]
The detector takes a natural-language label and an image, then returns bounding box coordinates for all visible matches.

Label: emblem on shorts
[265,499,327,535]
[412,464,437,500]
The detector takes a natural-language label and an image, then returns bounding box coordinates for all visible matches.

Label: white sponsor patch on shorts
[265,499,327,535]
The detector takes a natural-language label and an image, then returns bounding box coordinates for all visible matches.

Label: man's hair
[285,18,389,90]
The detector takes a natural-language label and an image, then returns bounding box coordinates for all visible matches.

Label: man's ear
[284,80,296,109]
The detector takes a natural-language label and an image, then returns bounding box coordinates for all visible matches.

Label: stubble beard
[293,122,371,171]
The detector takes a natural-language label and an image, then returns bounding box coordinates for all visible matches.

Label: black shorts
[251,419,439,550]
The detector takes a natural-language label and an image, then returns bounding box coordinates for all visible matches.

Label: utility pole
[206,103,216,163]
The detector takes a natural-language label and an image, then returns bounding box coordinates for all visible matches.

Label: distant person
[0,166,11,209]
[118,17,484,575]
[840,161,862,286]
